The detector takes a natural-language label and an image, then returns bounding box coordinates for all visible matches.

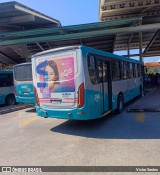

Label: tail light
[34,86,40,107]
[77,83,84,108]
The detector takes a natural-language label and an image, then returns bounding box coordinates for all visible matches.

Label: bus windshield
[14,64,32,81]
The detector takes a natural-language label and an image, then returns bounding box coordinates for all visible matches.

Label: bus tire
[5,94,16,105]
[116,94,124,114]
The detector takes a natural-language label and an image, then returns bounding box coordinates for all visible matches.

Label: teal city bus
[32,46,144,120]
[0,70,16,105]
[13,62,35,104]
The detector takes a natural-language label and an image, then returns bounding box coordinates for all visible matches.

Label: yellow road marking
[20,116,39,126]
[136,113,145,122]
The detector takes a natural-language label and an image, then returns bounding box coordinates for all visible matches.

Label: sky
[0,0,159,63]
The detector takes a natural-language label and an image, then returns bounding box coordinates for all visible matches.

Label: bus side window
[123,61,127,79]
[120,61,125,79]
[112,60,120,81]
[129,63,133,78]
[126,62,130,78]
[88,56,97,84]
[141,65,144,77]
[0,73,13,87]
[9,73,13,86]
[138,64,142,77]
[97,60,103,83]
[103,62,108,82]
[133,63,138,78]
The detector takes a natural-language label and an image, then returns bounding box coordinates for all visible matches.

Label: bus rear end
[13,63,35,104]
[32,46,86,120]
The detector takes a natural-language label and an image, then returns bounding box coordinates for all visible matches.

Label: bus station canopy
[0,1,160,66]
[99,0,160,57]
[0,1,61,65]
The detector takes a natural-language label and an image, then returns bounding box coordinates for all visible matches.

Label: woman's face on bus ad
[45,65,56,89]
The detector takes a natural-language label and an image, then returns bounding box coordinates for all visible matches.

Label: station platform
[128,87,160,112]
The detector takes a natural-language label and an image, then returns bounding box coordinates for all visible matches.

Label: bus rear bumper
[16,96,35,104]
[35,106,93,120]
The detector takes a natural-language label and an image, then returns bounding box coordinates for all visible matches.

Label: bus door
[97,60,112,114]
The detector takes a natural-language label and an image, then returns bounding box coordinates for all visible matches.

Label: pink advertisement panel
[36,57,75,99]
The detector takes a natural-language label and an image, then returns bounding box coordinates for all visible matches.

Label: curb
[127,108,160,112]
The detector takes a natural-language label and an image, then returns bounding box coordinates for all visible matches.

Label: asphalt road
[0,103,160,174]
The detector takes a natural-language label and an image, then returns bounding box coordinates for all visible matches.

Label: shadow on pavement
[25,108,36,113]
[51,109,160,139]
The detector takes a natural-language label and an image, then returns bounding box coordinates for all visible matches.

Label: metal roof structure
[0,1,160,66]
[1,16,160,65]
[0,1,61,66]
[99,0,160,57]
[0,1,61,32]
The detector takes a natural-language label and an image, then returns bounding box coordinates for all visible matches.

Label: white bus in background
[13,62,35,104]
[0,70,16,105]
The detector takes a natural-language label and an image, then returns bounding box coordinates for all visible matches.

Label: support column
[139,20,143,61]
[127,44,130,57]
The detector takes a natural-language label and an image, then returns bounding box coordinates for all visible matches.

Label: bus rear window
[14,64,32,81]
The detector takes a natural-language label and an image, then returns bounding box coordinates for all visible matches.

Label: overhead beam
[0,17,142,39]
[1,23,160,46]
[14,4,60,25]
[115,41,149,50]
[9,45,25,58]
[47,43,52,49]
[128,33,134,44]
[101,11,160,21]
[127,33,134,57]
[139,20,143,61]
[0,50,17,64]
[123,52,160,57]
[100,1,160,15]
[101,0,160,8]
[0,60,7,66]
[143,30,160,54]
[112,34,116,53]
[36,43,45,51]
[0,15,35,25]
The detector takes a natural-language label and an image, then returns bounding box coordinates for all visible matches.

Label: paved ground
[0,101,160,174]
[128,87,160,112]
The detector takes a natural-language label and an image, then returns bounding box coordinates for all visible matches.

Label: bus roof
[32,45,79,58]
[32,45,143,64]
[13,62,31,68]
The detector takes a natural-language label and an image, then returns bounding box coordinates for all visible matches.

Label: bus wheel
[116,94,124,114]
[5,95,16,105]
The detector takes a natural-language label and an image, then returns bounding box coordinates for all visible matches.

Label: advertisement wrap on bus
[33,49,78,110]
